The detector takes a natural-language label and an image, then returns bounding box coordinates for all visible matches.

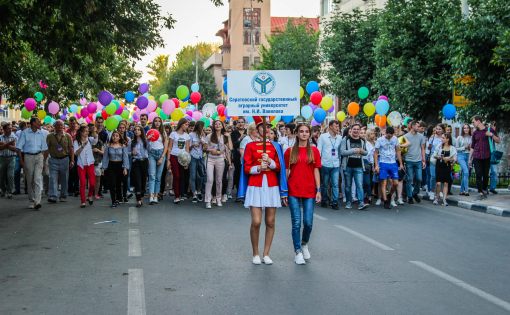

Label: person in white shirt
[73,125,98,208]
[167,118,190,204]
[317,120,341,210]
[278,123,297,152]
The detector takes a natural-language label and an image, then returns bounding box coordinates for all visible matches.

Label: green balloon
[34,92,44,102]
[200,116,210,128]
[114,115,122,122]
[212,112,218,119]
[176,85,189,101]
[159,94,169,103]
[105,116,119,131]
[112,100,120,108]
[21,108,32,119]
[105,103,116,115]
[43,116,52,124]
[358,86,369,100]
[121,110,130,119]
[159,111,168,120]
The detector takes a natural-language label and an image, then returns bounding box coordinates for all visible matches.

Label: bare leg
[263,207,276,257]
[442,182,448,202]
[389,180,398,197]
[380,180,388,200]
[250,207,262,256]
[435,182,441,200]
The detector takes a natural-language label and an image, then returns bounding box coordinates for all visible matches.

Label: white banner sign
[227,70,300,117]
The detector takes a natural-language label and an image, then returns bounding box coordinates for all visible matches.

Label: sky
[135,0,320,82]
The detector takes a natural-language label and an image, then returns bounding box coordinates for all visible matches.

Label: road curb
[418,193,510,217]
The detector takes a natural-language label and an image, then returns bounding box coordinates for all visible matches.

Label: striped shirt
[0,133,18,157]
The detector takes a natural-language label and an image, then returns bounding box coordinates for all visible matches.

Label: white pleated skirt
[244,175,282,208]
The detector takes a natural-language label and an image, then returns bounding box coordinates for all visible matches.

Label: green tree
[258,19,321,87]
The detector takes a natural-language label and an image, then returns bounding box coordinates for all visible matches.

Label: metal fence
[453,171,510,189]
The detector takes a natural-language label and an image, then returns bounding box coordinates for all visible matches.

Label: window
[243,8,261,28]
[243,57,250,70]
[243,30,260,45]
[254,57,260,67]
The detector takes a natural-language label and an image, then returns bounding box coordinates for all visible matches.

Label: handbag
[488,128,503,165]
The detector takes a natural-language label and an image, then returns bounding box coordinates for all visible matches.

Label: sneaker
[149,197,156,205]
[331,204,339,210]
[302,245,311,259]
[192,196,198,203]
[59,197,67,202]
[217,201,223,207]
[222,194,228,203]
[252,255,261,265]
[47,198,57,203]
[205,202,212,209]
[391,200,397,207]
[345,202,352,209]
[212,198,217,205]
[262,256,273,265]
[408,197,415,204]
[173,198,180,204]
[428,192,435,201]
[375,199,382,206]
[397,198,404,205]
[34,204,41,210]
[294,252,306,265]
[413,194,421,203]
[442,199,448,206]
[80,203,86,208]
[227,194,233,200]
[433,199,439,205]
[28,204,35,209]
[358,203,368,211]
[383,199,391,209]
[95,195,101,200]
[111,203,117,208]
[197,194,203,202]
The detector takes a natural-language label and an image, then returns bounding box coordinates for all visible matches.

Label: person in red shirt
[284,124,321,265]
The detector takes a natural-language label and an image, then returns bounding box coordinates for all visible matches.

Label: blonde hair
[246,123,257,135]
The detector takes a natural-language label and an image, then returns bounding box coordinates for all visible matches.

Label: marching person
[284,123,321,265]
[432,133,457,206]
[189,120,207,203]
[239,117,288,265]
[317,120,341,210]
[131,125,149,207]
[16,117,48,209]
[455,124,472,196]
[73,125,98,208]
[0,122,18,199]
[102,130,129,208]
[167,118,190,204]
[404,120,426,204]
[147,117,168,205]
[46,120,74,203]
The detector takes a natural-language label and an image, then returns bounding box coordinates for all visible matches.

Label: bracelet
[316,188,320,192]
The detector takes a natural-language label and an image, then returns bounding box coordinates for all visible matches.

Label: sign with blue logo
[227,70,300,117]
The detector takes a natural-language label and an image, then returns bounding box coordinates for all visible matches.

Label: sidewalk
[419,186,510,217]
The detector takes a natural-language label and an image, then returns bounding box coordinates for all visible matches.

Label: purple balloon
[60,114,67,120]
[98,90,113,106]
[138,83,149,94]
[136,96,149,109]
[87,102,97,113]
[378,95,388,101]
[327,104,335,113]
[115,106,123,115]
[311,119,320,127]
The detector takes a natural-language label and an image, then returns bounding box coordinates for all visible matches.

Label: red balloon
[310,91,323,105]
[172,98,180,107]
[190,92,201,104]
[217,104,226,116]
[146,129,160,142]
[101,109,108,120]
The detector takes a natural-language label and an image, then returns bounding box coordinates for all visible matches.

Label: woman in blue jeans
[455,124,472,196]
[189,121,206,202]
[147,117,168,205]
[284,124,322,265]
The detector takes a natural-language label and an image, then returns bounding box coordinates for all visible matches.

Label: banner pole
[262,116,267,153]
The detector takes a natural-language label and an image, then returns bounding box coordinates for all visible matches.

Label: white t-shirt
[375,136,399,164]
[189,132,205,159]
[73,137,98,167]
[148,131,164,151]
[279,136,296,152]
[170,131,189,156]
[240,136,254,152]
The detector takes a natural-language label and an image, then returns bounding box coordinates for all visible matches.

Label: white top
[189,132,205,159]
[73,137,98,167]
[279,136,296,153]
[317,132,342,168]
[148,130,164,151]
[365,141,375,164]
[375,136,399,164]
[170,131,190,156]
[240,136,255,152]
[206,133,227,159]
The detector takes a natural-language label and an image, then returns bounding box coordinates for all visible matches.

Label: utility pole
[461,0,469,19]
[195,35,199,84]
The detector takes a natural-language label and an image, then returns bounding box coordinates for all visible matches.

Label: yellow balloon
[299,87,304,99]
[363,102,376,117]
[179,101,188,108]
[336,111,346,122]
[171,108,184,121]
[37,110,47,120]
[148,95,155,101]
[321,96,333,111]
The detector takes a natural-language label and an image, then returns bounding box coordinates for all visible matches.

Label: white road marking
[313,214,328,221]
[129,207,139,224]
[129,229,141,257]
[334,224,395,251]
[410,261,510,312]
[127,269,146,315]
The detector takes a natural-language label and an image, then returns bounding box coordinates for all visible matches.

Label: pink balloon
[147,100,157,112]
[378,95,388,101]
[140,109,148,115]
[162,100,175,115]
[192,111,202,121]
[79,98,87,106]
[186,110,193,117]
[48,101,60,115]
[115,106,123,115]
[148,112,158,122]
[87,102,97,113]
[217,105,226,116]
[85,117,92,124]
[24,98,37,111]
[80,107,89,117]
[75,113,81,119]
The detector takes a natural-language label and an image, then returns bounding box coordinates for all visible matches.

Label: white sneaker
[217,201,223,207]
[375,199,382,206]
[397,198,404,205]
[252,255,261,265]
[302,245,311,260]
[262,256,273,265]
[205,202,211,209]
[294,252,306,265]
[428,192,435,201]
[391,200,397,207]
[222,194,228,203]
[212,198,217,205]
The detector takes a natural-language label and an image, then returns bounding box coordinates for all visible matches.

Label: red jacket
[243,141,280,187]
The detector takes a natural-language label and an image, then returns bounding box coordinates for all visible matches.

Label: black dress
[435,149,452,183]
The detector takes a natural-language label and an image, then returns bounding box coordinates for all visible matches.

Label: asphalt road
[1,194,509,315]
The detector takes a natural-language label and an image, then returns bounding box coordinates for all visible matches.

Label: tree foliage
[258,20,321,87]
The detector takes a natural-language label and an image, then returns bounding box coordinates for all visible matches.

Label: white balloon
[202,103,217,117]
[387,111,402,127]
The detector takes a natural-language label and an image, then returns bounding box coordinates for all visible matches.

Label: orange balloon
[347,102,360,116]
[269,116,275,121]
[375,114,387,127]
[219,115,226,122]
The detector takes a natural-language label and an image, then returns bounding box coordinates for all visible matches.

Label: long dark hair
[460,123,472,137]
[175,118,188,133]
[118,121,129,146]
[151,117,167,141]
[210,120,226,144]
[442,133,452,147]
[289,124,314,165]
[76,125,88,146]
[131,125,147,150]
[194,120,205,137]
[109,130,122,145]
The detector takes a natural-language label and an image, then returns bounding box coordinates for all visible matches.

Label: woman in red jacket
[284,124,321,265]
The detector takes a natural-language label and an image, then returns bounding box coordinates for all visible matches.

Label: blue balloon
[282,116,293,123]
[442,104,456,119]
[313,108,327,123]
[306,81,319,95]
[183,94,190,102]
[223,79,228,94]
[191,83,200,92]
[301,105,313,119]
[69,104,78,113]
[246,116,254,123]
[125,91,136,103]
[375,100,390,115]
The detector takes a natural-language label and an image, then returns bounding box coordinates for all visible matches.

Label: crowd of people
[0,113,506,264]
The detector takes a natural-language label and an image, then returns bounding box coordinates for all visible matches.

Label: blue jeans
[490,163,498,190]
[343,167,364,204]
[189,156,205,194]
[320,166,339,205]
[457,152,470,193]
[288,196,314,252]
[428,163,436,192]
[405,160,422,197]
[148,149,165,194]
[363,170,371,199]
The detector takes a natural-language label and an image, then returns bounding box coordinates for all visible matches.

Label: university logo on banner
[227,70,300,117]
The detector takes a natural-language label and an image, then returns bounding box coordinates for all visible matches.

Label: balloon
[311,119,320,127]
[159,94,169,103]
[48,101,60,115]
[375,100,390,115]
[105,116,119,131]
[80,107,89,118]
[159,111,169,120]
[358,87,369,99]
[313,108,327,123]
[442,104,456,119]
[363,102,376,117]
[121,110,130,120]
[301,105,313,119]
[282,116,293,123]
[162,100,175,115]
[171,108,185,121]
[132,112,140,122]
[147,100,157,112]
[222,79,228,94]
[347,102,360,116]
[176,85,190,100]
[299,87,304,99]
[138,83,149,94]
[136,96,149,109]
[387,111,402,126]
[69,104,78,113]
[337,111,346,122]
[378,95,389,101]
[148,112,158,122]
[43,116,52,125]
[191,83,200,92]
[217,104,226,116]
[112,100,120,108]
[34,92,44,102]
[328,105,335,113]
[171,98,180,107]
[115,106,123,115]
[87,102,97,113]
[403,117,413,127]
[306,81,319,95]
[320,96,333,111]
[179,101,188,108]
[202,103,216,117]
[310,91,322,105]
[190,91,201,104]
[146,129,160,142]
[186,110,193,117]
[98,90,113,106]
[105,103,116,115]
[125,91,136,103]
[192,111,202,121]
[101,110,108,120]
[37,110,46,120]
[21,108,32,119]
[24,98,37,111]
[79,98,87,106]
[375,114,387,127]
